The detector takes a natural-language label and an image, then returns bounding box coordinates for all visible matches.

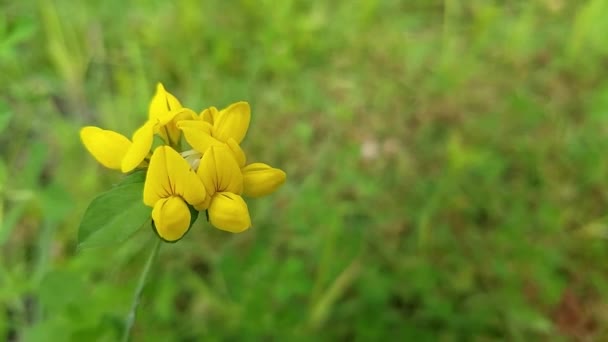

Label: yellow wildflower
[144,146,206,241]
[147,83,195,147]
[177,101,251,157]
[80,83,195,173]
[179,101,286,197]
[121,84,195,173]
[197,145,251,233]
[80,84,286,242]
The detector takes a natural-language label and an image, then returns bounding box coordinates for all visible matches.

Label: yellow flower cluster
[80,83,286,242]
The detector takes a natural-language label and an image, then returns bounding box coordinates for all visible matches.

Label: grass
[2,0,608,340]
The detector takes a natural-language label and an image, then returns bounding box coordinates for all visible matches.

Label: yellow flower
[148,83,195,146]
[81,85,286,239]
[120,120,155,173]
[144,146,206,242]
[197,145,251,233]
[80,83,194,173]
[242,163,287,198]
[177,100,285,199]
[121,84,195,173]
[177,102,251,157]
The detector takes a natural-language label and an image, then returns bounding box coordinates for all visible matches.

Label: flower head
[80,83,286,244]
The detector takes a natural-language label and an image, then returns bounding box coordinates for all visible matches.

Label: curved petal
[121,121,154,173]
[157,108,197,127]
[152,196,191,242]
[173,165,207,210]
[177,119,213,133]
[208,192,251,233]
[197,145,243,196]
[156,108,197,146]
[178,121,223,154]
[165,90,182,112]
[201,106,219,125]
[80,126,131,170]
[148,83,169,121]
[148,83,182,121]
[226,138,246,167]
[173,108,197,123]
[242,163,287,198]
[214,101,250,143]
[194,195,211,211]
[143,146,206,207]
[143,146,170,206]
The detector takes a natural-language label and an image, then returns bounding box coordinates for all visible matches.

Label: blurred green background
[2,0,608,340]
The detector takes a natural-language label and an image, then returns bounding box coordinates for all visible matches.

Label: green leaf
[78,173,151,249]
[116,170,147,186]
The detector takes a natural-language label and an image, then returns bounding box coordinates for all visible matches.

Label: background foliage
[2,0,608,340]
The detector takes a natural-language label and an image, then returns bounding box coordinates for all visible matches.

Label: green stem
[121,237,162,342]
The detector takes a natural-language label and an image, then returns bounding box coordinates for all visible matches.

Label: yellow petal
[226,138,246,167]
[156,108,196,127]
[143,146,170,206]
[197,145,243,196]
[143,146,206,208]
[242,163,287,198]
[152,196,191,241]
[80,126,131,170]
[194,195,211,211]
[148,83,169,121]
[165,90,182,112]
[148,83,182,121]
[208,192,251,233]
[201,106,219,125]
[156,108,197,146]
[177,119,213,133]
[214,101,251,143]
[178,121,223,154]
[121,121,154,173]
[172,165,207,210]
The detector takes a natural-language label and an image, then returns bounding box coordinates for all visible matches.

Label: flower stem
[121,237,162,342]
